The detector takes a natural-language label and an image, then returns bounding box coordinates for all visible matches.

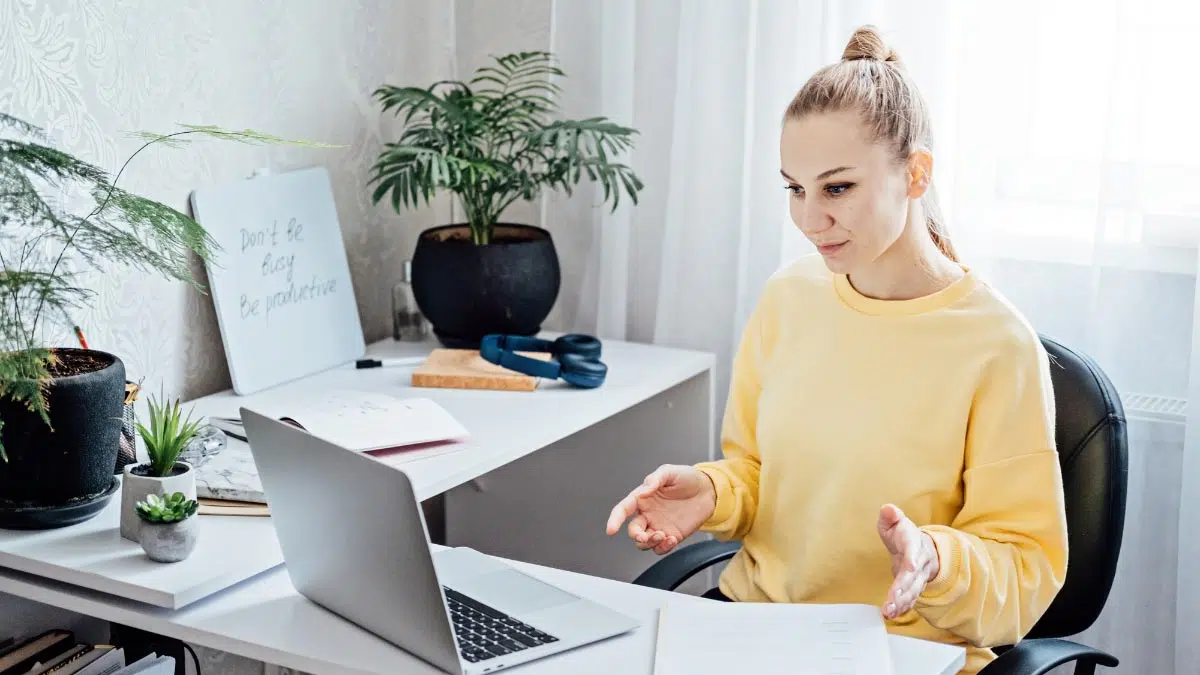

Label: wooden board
[188,166,366,395]
[198,498,270,517]
[410,349,552,392]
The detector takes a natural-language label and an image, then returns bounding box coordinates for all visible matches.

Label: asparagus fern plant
[369,50,645,245]
[0,112,334,460]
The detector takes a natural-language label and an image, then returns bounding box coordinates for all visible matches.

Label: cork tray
[410,348,553,392]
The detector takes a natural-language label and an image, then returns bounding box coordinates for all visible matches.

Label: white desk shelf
[0,496,280,610]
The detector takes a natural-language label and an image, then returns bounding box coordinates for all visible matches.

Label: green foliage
[0,112,337,460]
[136,390,203,477]
[369,51,645,245]
[135,491,199,524]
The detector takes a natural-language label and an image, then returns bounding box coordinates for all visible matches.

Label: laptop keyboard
[444,587,560,663]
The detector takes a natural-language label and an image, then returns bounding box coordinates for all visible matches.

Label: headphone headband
[479,335,562,380]
[478,333,607,388]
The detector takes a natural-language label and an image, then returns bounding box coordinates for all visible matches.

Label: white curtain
[546,1,1200,672]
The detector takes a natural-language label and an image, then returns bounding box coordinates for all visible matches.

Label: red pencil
[73,325,89,350]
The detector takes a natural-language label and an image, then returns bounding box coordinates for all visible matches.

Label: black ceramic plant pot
[410,223,562,348]
[0,348,126,529]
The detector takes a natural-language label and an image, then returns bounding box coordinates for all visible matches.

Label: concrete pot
[120,462,195,542]
[138,516,199,563]
[0,348,125,529]
[411,223,561,348]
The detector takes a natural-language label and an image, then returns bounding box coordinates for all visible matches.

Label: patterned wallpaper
[0,0,455,402]
[1,1,456,673]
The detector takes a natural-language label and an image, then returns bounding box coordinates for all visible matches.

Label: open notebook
[653,598,894,675]
[211,389,469,454]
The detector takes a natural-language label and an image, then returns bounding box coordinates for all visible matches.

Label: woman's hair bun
[841,25,900,64]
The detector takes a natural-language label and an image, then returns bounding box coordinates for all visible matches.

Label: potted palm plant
[0,113,331,530]
[119,392,203,542]
[135,491,200,563]
[370,51,645,347]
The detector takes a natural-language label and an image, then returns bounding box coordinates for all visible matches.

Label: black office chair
[633,334,1129,675]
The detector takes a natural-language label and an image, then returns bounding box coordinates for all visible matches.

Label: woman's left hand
[876,503,941,620]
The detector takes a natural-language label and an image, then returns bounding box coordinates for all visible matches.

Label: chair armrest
[631,540,742,591]
[980,638,1119,675]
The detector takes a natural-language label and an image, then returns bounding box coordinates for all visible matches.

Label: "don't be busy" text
[238,217,337,321]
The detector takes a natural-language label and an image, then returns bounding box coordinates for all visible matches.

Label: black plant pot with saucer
[410,223,562,349]
[0,348,126,529]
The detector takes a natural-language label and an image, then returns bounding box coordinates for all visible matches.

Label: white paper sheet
[653,599,894,675]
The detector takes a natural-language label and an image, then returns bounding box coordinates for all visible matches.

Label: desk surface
[0,545,966,675]
[183,335,714,501]
[0,336,714,609]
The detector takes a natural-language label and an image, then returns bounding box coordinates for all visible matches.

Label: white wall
[1,0,456,400]
[1,2,456,673]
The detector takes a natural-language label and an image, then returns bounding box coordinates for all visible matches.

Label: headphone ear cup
[555,334,602,360]
[558,353,607,388]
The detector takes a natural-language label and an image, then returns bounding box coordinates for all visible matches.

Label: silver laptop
[239,407,639,675]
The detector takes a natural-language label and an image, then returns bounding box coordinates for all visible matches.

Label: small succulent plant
[136,390,204,477]
[135,491,198,524]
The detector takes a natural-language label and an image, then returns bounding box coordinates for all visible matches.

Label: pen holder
[114,380,140,475]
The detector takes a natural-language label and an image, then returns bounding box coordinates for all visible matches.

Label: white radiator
[1072,392,1185,674]
[1122,392,1188,425]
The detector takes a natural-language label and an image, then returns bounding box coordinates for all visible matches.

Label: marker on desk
[355,356,426,369]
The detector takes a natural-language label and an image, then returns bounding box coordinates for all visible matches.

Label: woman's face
[779,110,920,275]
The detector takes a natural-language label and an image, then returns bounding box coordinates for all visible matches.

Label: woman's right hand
[605,464,717,555]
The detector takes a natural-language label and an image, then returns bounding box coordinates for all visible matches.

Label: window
[940,2,1200,273]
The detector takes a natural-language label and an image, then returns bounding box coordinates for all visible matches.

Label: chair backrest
[1028,334,1129,639]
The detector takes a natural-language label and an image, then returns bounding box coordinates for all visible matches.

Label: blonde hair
[784,25,957,262]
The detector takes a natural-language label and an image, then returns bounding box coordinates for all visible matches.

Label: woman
[605,25,1068,674]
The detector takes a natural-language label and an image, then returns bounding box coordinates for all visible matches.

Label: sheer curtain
[546,1,1198,672]
[542,0,808,410]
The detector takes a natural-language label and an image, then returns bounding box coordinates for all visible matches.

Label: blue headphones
[478,333,607,388]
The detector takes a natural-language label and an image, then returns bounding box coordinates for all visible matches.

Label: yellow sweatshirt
[695,254,1068,674]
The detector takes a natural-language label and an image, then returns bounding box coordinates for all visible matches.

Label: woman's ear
[906,150,933,198]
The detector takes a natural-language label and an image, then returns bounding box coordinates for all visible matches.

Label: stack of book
[0,629,174,675]
[196,390,470,513]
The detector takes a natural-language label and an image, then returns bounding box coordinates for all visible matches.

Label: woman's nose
[798,202,833,235]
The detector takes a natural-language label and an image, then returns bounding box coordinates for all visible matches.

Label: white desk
[0,546,966,675]
[180,335,715,501]
[0,336,714,608]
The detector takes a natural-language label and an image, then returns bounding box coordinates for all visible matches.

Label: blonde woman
[606,25,1068,674]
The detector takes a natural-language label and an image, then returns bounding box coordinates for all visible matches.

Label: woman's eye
[825,183,853,196]
[785,185,804,198]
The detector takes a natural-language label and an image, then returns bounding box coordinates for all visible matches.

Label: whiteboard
[189,166,365,395]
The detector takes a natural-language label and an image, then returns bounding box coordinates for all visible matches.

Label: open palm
[606,465,716,556]
[877,503,940,620]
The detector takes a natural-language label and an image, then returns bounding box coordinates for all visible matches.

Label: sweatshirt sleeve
[915,332,1070,648]
[693,300,767,541]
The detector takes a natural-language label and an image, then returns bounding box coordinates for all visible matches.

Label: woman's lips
[817,241,847,256]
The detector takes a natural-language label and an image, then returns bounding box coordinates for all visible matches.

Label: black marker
[354,356,426,369]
